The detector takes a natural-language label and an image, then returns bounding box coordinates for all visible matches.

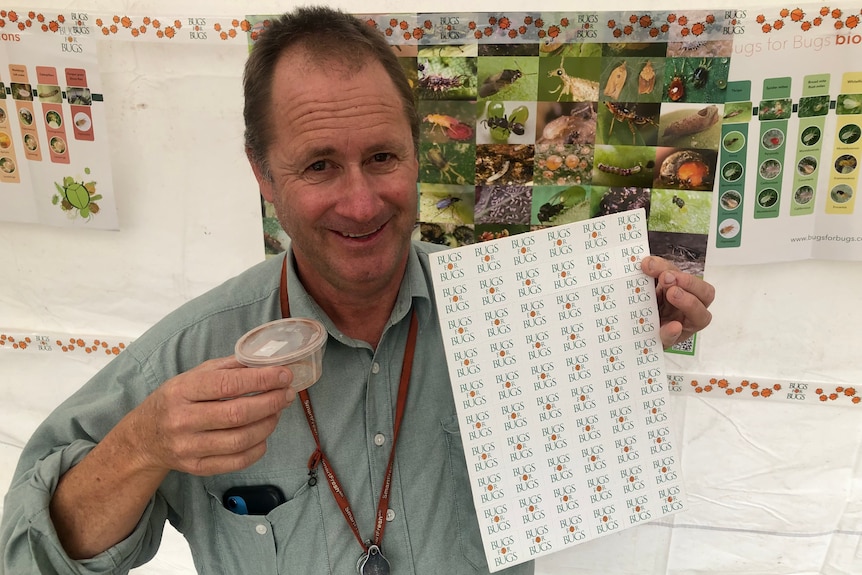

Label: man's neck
[293,259,406,349]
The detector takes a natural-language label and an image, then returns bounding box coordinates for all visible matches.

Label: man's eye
[302,160,337,183]
[367,153,399,172]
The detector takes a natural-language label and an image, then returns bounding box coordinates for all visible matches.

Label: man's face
[253,49,419,298]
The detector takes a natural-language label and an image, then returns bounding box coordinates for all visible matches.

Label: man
[1,7,714,574]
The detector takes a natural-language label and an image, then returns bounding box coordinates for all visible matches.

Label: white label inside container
[254,339,288,357]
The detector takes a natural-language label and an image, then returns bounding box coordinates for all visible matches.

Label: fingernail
[662,271,676,286]
[279,370,291,385]
[643,256,653,272]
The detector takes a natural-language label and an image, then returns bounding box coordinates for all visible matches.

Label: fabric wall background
[1,1,860,573]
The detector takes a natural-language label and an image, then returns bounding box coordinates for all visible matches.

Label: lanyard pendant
[357,545,390,575]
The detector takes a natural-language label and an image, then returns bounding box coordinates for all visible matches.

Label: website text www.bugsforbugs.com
[790,234,862,244]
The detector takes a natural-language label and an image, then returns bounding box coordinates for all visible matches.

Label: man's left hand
[640,256,715,349]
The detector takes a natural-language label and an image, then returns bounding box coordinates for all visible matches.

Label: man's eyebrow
[297,146,338,162]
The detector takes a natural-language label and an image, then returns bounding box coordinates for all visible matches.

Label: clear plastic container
[235,318,327,391]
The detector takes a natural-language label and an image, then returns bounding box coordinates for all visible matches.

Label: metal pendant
[356,545,390,575]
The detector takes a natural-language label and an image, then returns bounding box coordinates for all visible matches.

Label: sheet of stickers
[430,208,684,571]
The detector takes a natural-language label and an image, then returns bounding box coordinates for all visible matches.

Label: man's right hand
[50,357,296,559]
[129,356,297,476]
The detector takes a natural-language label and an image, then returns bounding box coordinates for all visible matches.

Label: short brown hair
[243,6,419,179]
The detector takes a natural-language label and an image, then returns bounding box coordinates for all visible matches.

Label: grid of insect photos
[406,36,731,281]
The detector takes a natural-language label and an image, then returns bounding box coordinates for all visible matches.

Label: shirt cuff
[8,439,162,574]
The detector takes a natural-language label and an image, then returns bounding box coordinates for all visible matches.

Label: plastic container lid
[235,318,327,389]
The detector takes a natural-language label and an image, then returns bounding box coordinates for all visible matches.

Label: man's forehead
[276,44,369,77]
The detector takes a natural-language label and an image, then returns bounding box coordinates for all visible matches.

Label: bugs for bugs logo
[52,167,102,220]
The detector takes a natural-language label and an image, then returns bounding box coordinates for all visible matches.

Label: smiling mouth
[340,225,383,239]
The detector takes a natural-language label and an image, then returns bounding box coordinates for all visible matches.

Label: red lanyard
[279,257,418,553]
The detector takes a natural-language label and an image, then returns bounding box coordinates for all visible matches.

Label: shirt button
[386,509,396,522]
[374,433,386,446]
[371,363,380,374]
[255,524,268,535]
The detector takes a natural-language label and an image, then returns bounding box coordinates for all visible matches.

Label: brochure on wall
[430,208,684,570]
[0,13,117,229]
[708,5,862,264]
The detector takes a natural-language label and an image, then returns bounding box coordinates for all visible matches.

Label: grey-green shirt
[1,242,533,575]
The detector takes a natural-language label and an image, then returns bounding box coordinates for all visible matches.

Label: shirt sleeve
[0,351,169,575]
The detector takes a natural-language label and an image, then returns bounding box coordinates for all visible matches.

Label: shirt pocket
[441,414,490,571]
[202,472,332,575]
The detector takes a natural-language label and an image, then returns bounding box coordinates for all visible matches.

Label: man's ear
[247,148,275,203]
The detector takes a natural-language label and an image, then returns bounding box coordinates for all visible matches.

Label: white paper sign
[429,208,685,571]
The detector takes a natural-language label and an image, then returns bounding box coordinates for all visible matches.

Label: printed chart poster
[0,13,117,229]
[709,4,862,264]
[430,209,685,571]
